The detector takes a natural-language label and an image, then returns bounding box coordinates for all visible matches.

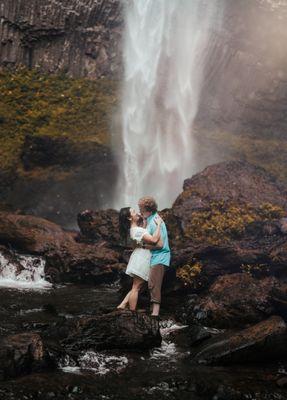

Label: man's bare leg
[151,303,160,316]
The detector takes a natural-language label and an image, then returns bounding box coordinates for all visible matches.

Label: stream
[1,277,287,400]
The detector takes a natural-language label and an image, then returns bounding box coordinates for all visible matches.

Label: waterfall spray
[115,0,223,209]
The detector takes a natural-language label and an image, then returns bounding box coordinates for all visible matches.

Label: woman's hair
[138,196,158,213]
[119,207,131,242]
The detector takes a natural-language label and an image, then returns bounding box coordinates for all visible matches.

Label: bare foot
[116,305,127,310]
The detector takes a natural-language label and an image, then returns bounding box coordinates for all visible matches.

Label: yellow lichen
[176,260,203,287]
[183,201,285,246]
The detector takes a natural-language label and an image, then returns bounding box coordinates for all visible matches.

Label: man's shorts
[148,264,165,304]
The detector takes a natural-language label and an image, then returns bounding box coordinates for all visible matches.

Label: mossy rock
[0,66,119,171]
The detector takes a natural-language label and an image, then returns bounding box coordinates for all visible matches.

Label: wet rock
[191,316,287,365]
[169,161,287,287]
[77,209,120,245]
[277,377,287,388]
[0,212,121,284]
[188,324,224,347]
[0,245,24,276]
[46,311,161,353]
[184,273,285,329]
[279,218,287,234]
[0,333,51,380]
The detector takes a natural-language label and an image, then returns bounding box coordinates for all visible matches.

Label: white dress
[125,227,151,281]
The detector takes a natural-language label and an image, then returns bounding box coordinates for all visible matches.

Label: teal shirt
[147,212,171,267]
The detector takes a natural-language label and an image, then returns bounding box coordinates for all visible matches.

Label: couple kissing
[117,196,171,317]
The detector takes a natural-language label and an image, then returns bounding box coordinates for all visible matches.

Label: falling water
[114,0,223,209]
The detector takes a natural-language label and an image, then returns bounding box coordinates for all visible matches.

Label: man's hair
[138,196,158,213]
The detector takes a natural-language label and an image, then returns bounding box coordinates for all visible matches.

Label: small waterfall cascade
[114,0,223,209]
[0,251,51,289]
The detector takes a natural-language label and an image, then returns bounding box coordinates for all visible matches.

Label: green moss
[0,66,119,170]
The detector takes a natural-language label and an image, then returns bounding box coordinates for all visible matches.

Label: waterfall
[114,0,223,209]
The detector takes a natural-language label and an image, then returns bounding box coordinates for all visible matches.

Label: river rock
[0,212,121,284]
[184,273,286,329]
[191,316,287,365]
[0,333,50,380]
[46,311,161,353]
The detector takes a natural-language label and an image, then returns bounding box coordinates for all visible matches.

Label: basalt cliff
[0,0,123,78]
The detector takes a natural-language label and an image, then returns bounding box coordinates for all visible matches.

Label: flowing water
[114,0,223,209]
[0,270,286,399]
[0,251,51,290]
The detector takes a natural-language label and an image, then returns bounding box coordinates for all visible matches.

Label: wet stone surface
[0,283,287,399]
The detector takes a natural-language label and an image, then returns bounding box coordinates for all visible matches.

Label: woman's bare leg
[117,290,132,310]
[128,277,144,310]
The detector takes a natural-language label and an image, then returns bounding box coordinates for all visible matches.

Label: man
[138,196,171,317]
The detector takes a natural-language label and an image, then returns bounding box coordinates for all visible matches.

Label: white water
[0,251,51,289]
[59,351,129,375]
[115,0,223,209]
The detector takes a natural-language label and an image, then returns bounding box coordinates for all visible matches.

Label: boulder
[0,212,121,284]
[0,333,51,380]
[184,273,285,329]
[191,316,287,365]
[174,161,287,216]
[169,161,287,288]
[77,209,120,245]
[46,311,161,353]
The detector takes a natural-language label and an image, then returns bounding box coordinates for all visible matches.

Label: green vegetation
[0,67,119,170]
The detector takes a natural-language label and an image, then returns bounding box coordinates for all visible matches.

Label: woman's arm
[144,238,163,250]
[142,216,163,245]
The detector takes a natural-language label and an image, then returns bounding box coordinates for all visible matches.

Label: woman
[117,207,163,311]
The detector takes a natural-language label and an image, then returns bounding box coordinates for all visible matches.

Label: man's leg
[148,264,165,316]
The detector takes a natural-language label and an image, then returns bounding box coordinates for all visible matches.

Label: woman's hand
[154,215,163,226]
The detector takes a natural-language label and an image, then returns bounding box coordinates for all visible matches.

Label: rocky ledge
[0,311,161,382]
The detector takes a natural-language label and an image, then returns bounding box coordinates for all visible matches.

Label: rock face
[191,316,287,365]
[0,0,123,78]
[0,211,121,283]
[0,333,50,380]
[196,0,287,136]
